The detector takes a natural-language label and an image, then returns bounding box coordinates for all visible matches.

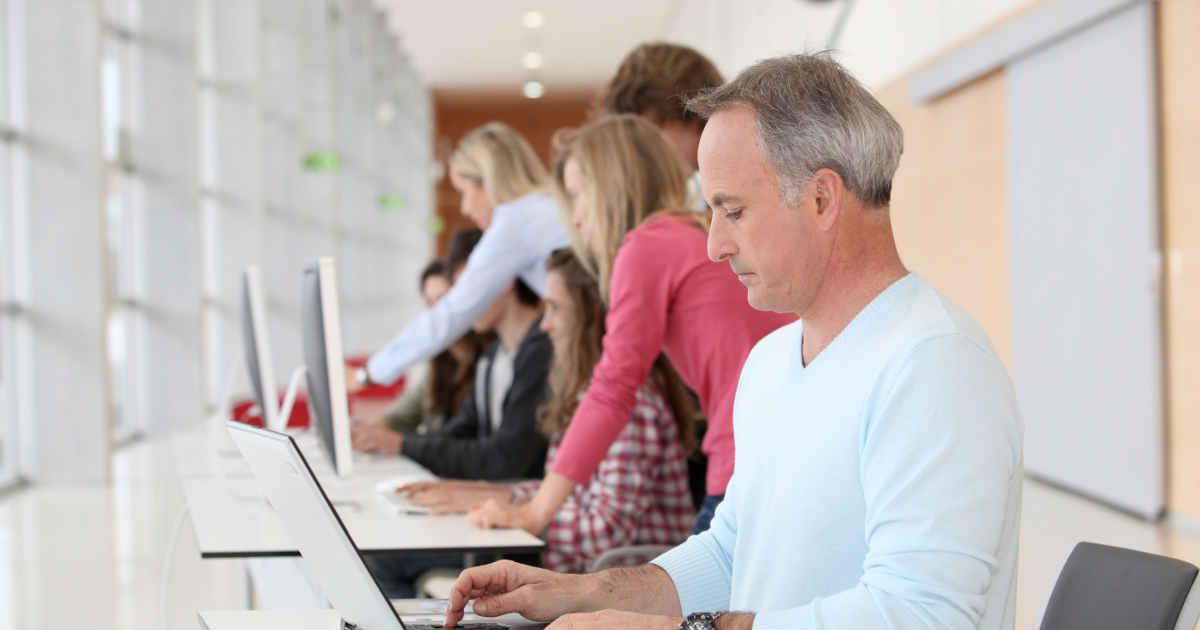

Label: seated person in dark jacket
[357,276,551,598]
[350,275,551,481]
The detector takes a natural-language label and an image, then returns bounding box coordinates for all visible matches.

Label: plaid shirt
[511,383,695,573]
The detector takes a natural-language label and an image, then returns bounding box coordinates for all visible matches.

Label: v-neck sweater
[653,273,1024,630]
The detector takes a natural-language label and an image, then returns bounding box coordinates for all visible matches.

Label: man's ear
[811,168,844,233]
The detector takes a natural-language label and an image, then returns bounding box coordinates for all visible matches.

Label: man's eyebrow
[709,193,743,209]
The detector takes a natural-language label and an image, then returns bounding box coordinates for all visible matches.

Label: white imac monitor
[241,266,282,431]
[301,257,354,478]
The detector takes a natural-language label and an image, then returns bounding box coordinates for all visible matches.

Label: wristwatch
[680,611,724,630]
[354,366,372,388]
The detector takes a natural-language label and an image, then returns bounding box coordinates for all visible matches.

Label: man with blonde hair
[442,52,1023,630]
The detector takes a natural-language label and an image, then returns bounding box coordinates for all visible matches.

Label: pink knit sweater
[551,216,795,496]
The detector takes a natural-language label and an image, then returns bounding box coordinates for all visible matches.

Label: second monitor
[301,257,354,478]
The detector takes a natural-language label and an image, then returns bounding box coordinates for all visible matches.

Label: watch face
[684,613,715,630]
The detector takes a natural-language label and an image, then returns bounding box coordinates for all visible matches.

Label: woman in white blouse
[346,122,568,393]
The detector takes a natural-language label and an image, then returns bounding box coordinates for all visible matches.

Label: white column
[135,1,203,434]
[19,0,108,482]
[199,0,266,410]
[260,0,307,377]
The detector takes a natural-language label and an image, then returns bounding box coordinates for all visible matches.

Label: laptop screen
[227,420,406,630]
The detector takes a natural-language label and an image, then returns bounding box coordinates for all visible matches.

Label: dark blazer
[400,316,551,480]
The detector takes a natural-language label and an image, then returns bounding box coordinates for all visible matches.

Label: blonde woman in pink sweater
[469,115,795,535]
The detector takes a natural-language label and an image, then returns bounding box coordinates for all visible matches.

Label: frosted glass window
[0,0,18,486]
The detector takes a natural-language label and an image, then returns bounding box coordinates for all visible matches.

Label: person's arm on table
[467,470,572,534]
[350,423,403,454]
[353,381,481,456]
[397,479,513,514]
[469,420,653,539]
[363,217,538,386]
[443,561,683,628]
[453,476,741,630]
[403,338,550,479]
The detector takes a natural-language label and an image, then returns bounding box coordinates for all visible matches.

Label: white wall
[662,0,1035,89]
[137,1,203,436]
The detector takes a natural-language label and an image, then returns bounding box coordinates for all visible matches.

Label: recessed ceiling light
[523,81,544,99]
[523,52,543,69]
[522,11,546,28]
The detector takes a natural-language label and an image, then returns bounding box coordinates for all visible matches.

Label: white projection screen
[1007,1,1163,518]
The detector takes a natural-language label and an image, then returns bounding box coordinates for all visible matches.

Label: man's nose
[708,219,733,262]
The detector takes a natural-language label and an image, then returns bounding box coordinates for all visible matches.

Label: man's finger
[471,590,527,618]
[447,563,513,609]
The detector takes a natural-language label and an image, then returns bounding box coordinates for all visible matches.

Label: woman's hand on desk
[468,498,547,535]
[398,480,511,515]
[468,471,571,534]
[350,423,403,455]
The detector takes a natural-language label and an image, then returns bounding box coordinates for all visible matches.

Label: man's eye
[727,209,743,220]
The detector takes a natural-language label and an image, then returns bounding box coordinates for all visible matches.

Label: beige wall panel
[878,70,1013,369]
[1162,0,1200,520]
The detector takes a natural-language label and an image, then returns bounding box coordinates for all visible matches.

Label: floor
[3,437,1200,630]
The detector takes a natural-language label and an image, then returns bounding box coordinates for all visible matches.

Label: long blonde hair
[552,114,704,299]
[449,122,549,206]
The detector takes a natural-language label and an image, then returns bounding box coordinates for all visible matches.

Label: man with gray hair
[442,52,1023,630]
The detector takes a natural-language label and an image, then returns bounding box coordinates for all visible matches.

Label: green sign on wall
[378,193,406,210]
[303,151,343,171]
[423,216,446,235]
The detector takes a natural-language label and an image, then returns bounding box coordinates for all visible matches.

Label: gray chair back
[1033,541,1200,630]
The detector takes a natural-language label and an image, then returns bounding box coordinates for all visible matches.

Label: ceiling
[371,0,683,93]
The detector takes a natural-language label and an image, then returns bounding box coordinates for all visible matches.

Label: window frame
[0,0,22,487]
[102,1,147,444]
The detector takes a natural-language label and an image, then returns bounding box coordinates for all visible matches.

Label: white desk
[197,608,546,630]
[175,418,544,560]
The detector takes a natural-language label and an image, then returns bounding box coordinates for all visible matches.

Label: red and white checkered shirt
[511,383,696,573]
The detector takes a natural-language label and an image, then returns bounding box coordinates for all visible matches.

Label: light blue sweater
[653,274,1023,630]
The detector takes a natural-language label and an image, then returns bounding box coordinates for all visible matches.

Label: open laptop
[226,419,521,630]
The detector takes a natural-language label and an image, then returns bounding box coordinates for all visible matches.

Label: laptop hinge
[341,620,360,630]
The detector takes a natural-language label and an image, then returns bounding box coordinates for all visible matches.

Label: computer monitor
[241,266,281,431]
[301,257,354,478]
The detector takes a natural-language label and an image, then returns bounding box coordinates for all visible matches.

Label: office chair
[1031,541,1200,630]
[585,545,674,573]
